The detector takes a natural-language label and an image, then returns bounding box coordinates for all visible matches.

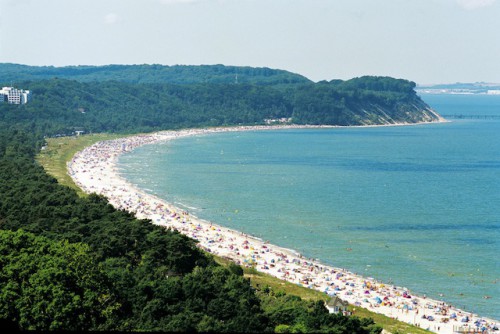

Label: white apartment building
[0,86,32,104]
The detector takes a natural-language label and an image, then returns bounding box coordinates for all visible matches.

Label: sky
[0,0,499,84]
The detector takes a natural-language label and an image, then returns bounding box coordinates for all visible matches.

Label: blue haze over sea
[118,94,500,320]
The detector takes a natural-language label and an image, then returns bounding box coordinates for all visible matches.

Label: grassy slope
[36,133,126,196]
[243,267,430,334]
[36,133,430,334]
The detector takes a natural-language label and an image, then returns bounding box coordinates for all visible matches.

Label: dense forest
[0,63,311,86]
[1,64,441,136]
[0,64,440,332]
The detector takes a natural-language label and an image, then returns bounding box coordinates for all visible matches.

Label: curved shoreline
[67,124,497,334]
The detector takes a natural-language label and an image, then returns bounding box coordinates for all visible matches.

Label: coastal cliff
[1,64,443,134]
[353,98,445,125]
[0,64,457,332]
[290,77,444,126]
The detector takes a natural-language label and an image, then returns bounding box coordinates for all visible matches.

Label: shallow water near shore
[118,94,500,320]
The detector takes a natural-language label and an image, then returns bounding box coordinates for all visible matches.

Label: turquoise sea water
[118,94,500,320]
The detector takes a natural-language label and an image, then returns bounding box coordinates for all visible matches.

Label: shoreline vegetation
[37,132,428,334]
[3,64,486,332]
[61,121,497,334]
[1,64,445,135]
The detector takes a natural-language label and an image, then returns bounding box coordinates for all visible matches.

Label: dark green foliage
[0,229,120,331]
[0,65,415,331]
[335,75,416,93]
[134,265,268,332]
[0,137,385,333]
[0,63,311,86]
[0,79,295,134]
[0,130,269,331]
[259,289,383,334]
[0,154,269,331]
[0,66,438,136]
[228,261,245,276]
[291,77,428,126]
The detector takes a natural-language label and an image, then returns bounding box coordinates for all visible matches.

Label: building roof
[326,296,349,308]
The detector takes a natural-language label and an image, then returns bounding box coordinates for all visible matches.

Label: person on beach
[68,128,499,334]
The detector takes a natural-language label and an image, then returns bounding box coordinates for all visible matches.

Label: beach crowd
[68,126,498,334]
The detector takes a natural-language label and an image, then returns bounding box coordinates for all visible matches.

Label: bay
[118,94,500,320]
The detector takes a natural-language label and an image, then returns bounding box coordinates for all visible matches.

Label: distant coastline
[417,90,500,95]
[416,82,500,95]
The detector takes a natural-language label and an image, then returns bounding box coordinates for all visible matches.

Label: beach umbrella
[373,297,382,304]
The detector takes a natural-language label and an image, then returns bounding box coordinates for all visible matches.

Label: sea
[117,94,500,320]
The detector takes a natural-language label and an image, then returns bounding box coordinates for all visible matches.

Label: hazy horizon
[2,62,500,86]
[1,0,499,85]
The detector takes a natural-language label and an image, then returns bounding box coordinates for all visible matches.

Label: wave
[175,202,200,211]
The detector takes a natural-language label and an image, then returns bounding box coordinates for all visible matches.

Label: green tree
[0,229,121,331]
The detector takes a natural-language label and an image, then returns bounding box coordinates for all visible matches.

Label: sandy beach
[67,125,497,334]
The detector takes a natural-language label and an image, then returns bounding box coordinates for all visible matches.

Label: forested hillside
[0,124,384,333]
[0,64,439,332]
[0,63,311,86]
[1,66,442,136]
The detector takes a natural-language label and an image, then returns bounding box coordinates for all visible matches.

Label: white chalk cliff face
[348,96,445,126]
[357,104,445,126]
